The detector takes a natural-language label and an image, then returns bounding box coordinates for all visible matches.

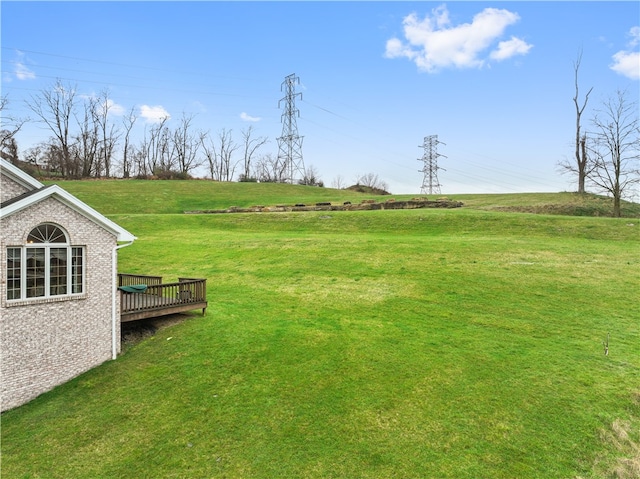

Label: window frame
[6,223,86,302]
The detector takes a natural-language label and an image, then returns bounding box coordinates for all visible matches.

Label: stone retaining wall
[185,199,463,214]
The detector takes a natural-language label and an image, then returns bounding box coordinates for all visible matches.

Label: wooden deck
[118,274,207,322]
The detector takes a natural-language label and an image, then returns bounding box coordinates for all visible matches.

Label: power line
[302,96,559,190]
[3,48,568,193]
[1,46,252,82]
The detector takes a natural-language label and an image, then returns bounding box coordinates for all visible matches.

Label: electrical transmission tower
[418,135,446,195]
[277,73,305,184]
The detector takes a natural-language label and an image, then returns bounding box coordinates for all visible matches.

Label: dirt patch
[579,410,640,478]
[121,314,190,347]
[603,418,640,479]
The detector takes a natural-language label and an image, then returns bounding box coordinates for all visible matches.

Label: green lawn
[2,183,639,478]
[43,179,640,217]
[42,179,391,215]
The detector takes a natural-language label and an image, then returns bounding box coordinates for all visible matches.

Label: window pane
[50,248,68,296]
[7,248,21,300]
[26,248,45,298]
[72,247,84,294]
[27,224,67,244]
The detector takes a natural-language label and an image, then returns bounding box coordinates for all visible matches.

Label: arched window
[6,224,84,301]
[27,224,68,244]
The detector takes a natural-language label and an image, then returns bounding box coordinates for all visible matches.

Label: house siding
[0,196,121,411]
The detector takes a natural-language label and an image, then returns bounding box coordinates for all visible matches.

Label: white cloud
[610,27,640,80]
[140,105,171,123]
[385,4,532,72]
[15,62,36,80]
[240,112,261,122]
[490,36,533,61]
[12,51,36,80]
[610,51,640,80]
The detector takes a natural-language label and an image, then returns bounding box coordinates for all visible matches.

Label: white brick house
[0,159,136,411]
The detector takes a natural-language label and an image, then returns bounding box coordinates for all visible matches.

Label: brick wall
[0,196,121,411]
[1,175,30,203]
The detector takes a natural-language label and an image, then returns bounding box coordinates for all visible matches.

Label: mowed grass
[43,179,640,217]
[2,182,639,478]
[41,179,389,215]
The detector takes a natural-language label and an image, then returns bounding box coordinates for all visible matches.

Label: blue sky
[2,1,638,194]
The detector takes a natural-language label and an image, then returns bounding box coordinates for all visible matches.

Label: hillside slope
[45,179,640,217]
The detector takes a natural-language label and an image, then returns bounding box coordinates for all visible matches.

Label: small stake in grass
[603,332,609,356]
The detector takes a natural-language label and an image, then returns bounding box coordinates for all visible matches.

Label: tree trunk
[572,51,592,194]
[578,136,587,193]
[613,194,621,218]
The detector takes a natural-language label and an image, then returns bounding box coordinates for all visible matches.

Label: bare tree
[586,89,640,217]
[157,122,174,174]
[73,96,100,177]
[121,107,138,178]
[173,113,201,175]
[0,133,19,164]
[1,95,28,164]
[299,164,323,186]
[200,131,219,180]
[23,144,45,174]
[253,153,283,182]
[22,84,119,178]
[28,139,65,175]
[559,50,594,193]
[218,128,240,181]
[240,125,268,181]
[140,116,170,175]
[94,89,120,177]
[131,146,146,178]
[331,175,346,190]
[355,172,389,192]
[201,129,240,181]
[25,79,78,177]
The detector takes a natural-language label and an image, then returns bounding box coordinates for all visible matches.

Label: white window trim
[6,224,86,303]
[7,245,86,303]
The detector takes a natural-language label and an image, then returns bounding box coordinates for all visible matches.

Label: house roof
[0,159,44,191]
[0,185,53,209]
[1,160,136,243]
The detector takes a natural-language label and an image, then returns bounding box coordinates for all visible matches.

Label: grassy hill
[43,179,385,215]
[43,179,640,217]
[2,181,639,478]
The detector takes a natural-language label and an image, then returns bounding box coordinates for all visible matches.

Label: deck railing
[118,274,207,321]
[118,273,163,287]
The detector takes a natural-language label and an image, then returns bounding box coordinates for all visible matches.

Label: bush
[347,184,391,196]
[151,169,192,180]
[238,175,258,183]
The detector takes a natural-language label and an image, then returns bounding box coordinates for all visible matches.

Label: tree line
[1,79,393,192]
[2,70,639,216]
[0,79,307,184]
